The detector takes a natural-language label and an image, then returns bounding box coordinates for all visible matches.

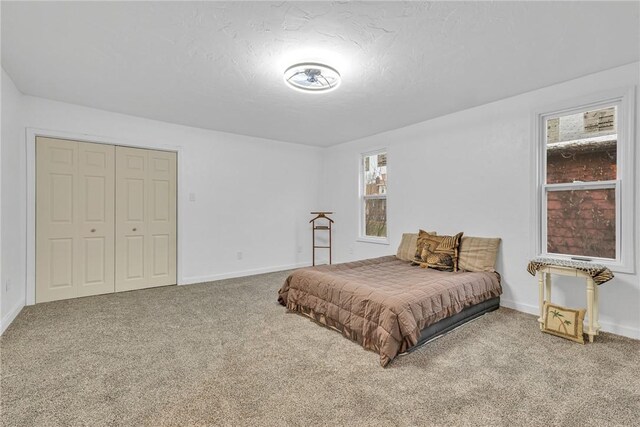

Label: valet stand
[310,212,334,266]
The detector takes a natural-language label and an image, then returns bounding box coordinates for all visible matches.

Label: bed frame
[407,297,501,353]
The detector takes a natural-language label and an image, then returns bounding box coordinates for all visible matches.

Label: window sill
[357,237,390,245]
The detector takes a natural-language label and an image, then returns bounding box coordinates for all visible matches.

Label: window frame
[532,87,636,273]
[358,149,389,245]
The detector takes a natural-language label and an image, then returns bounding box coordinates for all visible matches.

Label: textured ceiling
[2,1,639,146]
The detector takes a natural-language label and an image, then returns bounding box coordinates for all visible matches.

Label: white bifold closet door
[36,138,177,303]
[115,146,177,292]
[36,137,115,303]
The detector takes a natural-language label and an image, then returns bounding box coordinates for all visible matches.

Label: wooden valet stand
[310,212,333,266]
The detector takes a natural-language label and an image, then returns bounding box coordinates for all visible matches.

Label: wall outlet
[4,279,10,293]
[236,251,243,260]
[188,192,196,202]
[348,246,354,255]
[297,245,302,254]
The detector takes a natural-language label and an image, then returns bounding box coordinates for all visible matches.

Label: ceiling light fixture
[284,63,341,93]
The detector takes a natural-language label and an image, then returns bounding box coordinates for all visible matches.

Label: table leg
[545,272,551,304]
[593,283,600,335]
[538,272,545,330]
[586,278,596,343]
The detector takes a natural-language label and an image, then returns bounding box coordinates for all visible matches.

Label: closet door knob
[90,229,96,233]
[133,228,137,231]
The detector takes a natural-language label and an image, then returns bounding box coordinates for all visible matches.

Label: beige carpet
[1,270,639,427]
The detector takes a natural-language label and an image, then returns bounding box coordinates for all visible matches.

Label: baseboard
[500,298,640,340]
[500,298,539,316]
[180,262,312,285]
[1,299,25,335]
[598,321,640,340]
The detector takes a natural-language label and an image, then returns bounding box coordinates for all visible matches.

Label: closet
[35,137,177,303]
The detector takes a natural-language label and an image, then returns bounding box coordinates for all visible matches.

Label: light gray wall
[1,68,323,331]
[1,69,26,330]
[321,62,640,339]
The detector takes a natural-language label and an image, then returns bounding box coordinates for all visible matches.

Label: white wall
[322,62,640,339]
[1,68,323,331]
[3,63,639,339]
[1,69,26,332]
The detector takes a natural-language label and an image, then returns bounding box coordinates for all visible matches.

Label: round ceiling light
[284,63,341,93]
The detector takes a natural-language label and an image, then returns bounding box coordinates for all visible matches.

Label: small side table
[528,258,614,343]
[535,265,600,342]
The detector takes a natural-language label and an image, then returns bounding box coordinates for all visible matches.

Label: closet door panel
[77,142,115,297]
[126,236,145,278]
[147,150,177,285]
[36,138,78,302]
[151,235,169,277]
[115,147,149,292]
[49,238,74,288]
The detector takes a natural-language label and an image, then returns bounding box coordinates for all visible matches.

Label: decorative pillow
[458,237,501,272]
[542,302,585,344]
[420,250,455,271]
[397,232,436,262]
[414,231,463,271]
[413,229,440,261]
[396,233,418,262]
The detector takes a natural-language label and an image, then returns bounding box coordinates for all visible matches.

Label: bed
[277,255,502,367]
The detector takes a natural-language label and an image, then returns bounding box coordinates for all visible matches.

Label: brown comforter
[278,256,501,367]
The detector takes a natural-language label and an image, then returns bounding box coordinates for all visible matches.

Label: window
[535,89,635,272]
[360,151,387,241]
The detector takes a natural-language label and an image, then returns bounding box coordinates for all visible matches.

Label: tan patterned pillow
[415,231,463,271]
[414,230,437,261]
[542,302,585,344]
[458,237,501,272]
[397,232,436,262]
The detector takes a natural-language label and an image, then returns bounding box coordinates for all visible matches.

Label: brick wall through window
[545,106,617,259]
